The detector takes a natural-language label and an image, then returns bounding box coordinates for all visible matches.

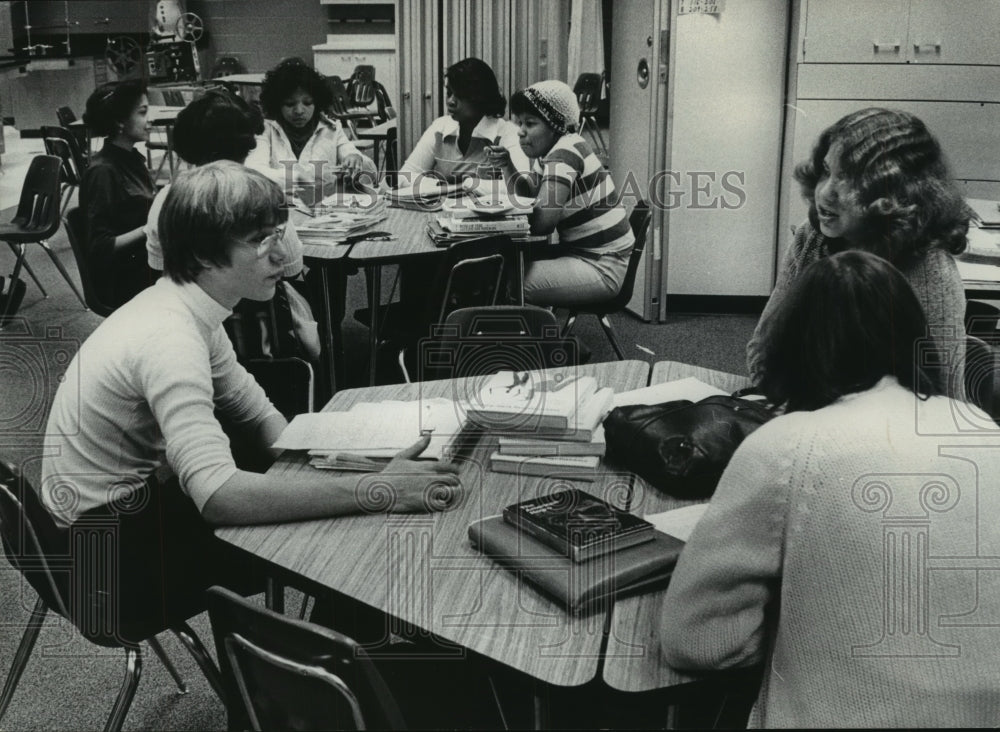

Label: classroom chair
[324,76,377,155]
[965,335,1000,423]
[206,585,406,731]
[410,304,572,383]
[347,64,378,114]
[62,207,116,316]
[40,126,84,216]
[0,155,83,320]
[56,105,91,160]
[223,292,316,420]
[560,200,651,360]
[573,73,608,157]
[0,460,224,732]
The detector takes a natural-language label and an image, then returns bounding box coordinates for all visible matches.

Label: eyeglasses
[239,225,285,258]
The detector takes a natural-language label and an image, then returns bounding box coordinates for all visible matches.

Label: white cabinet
[779,0,1000,263]
[313,35,398,112]
[802,0,1000,64]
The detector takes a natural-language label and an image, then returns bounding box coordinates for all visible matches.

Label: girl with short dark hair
[79,79,156,308]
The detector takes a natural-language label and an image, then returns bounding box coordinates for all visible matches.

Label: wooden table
[147,105,183,181]
[356,118,397,172]
[216,360,651,690]
[603,360,752,693]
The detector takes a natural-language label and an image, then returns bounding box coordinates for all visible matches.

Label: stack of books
[461,371,614,480]
[427,195,533,245]
[273,397,475,469]
[468,488,684,613]
[294,193,388,245]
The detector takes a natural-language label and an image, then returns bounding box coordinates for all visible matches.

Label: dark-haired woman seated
[80,79,155,308]
[399,57,530,184]
[245,58,376,189]
[747,107,971,397]
[661,250,1000,728]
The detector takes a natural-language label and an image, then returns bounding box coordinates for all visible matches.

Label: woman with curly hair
[245,57,375,188]
[80,78,156,308]
[747,108,971,397]
[399,57,530,183]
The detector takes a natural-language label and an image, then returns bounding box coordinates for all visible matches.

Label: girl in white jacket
[245,58,376,190]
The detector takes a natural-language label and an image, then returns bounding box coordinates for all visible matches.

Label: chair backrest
[41,125,87,179]
[11,155,63,241]
[0,460,72,620]
[211,55,245,79]
[348,65,376,109]
[573,73,603,116]
[56,105,77,127]
[207,585,406,731]
[966,335,1000,421]
[605,199,651,310]
[63,207,116,316]
[428,235,517,325]
[372,81,395,123]
[416,305,572,381]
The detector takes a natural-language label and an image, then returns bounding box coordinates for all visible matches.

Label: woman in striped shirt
[499,80,634,306]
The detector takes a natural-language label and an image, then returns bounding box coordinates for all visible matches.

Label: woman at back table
[399,57,530,184]
[80,79,155,308]
[746,107,971,397]
[244,58,376,190]
[661,250,1000,727]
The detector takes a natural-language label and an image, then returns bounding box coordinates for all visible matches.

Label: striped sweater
[534,133,633,256]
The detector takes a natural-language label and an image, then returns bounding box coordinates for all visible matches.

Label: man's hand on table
[357,435,463,514]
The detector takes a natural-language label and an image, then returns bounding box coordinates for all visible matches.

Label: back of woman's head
[445,57,506,117]
[758,250,946,411]
[173,90,264,165]
[259,59,332,120]
[795,107,970,260]
[83,79,147,137]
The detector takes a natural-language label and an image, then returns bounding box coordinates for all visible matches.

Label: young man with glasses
[40,162,460,618]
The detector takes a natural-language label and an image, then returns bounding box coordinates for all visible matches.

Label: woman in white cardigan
[661,251,1000,728]
[245,58,376,189]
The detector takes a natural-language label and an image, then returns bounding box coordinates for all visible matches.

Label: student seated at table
[398,56,530,184]
[144,89,320,362]
[80,79,156,308]
[41,162,461,616]
[245,57,376,190]
[496,80,633,306]
[660,250,1000,728]
[746,107,971,397]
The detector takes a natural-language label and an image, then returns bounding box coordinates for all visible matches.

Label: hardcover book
[488,453,600,481]
[502,488,655,562]
[469,516,683,613]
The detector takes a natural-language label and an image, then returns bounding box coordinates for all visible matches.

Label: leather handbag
[604,395,775,499]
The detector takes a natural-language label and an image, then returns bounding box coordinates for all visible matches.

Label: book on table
[436,215,531,234]
[463,371,599,433]
[488,452,600,481]
[502,487,656,562]
[494,387,613,457]
[468,514,683,614]
[273,397,474,466]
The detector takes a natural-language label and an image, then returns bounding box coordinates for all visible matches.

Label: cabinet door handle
[913,41,942,54]
[872,40,901,54]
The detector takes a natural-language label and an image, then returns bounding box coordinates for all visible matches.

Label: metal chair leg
[172,622,224,701]
[104,646,142,732]
[561,312,578,338]
[1,244,29,324]
[0,596,48,723]
[598,314,626,360]
[146,635,187,695]
[38,240,87,308]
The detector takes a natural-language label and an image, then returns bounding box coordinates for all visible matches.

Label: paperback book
[502,488,655,562]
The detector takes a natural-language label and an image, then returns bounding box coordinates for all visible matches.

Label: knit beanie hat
[521,80,580,135]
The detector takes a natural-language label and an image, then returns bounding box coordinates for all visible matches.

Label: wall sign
[678,0,725,15]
